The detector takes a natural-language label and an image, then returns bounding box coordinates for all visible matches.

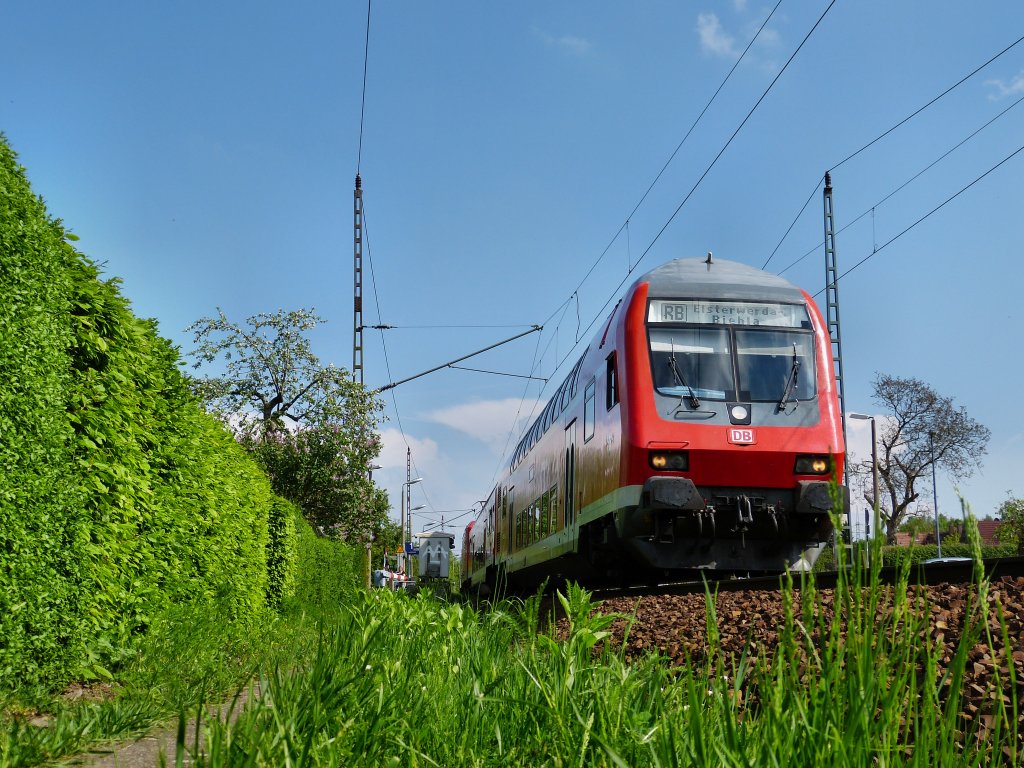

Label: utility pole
[353,174,364,385]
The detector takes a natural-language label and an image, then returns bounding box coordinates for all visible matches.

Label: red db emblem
[728,428,756,445]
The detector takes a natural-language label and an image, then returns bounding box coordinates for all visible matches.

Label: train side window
[548,484,559,532]
[606,352,619,410]
[583,379,596,442]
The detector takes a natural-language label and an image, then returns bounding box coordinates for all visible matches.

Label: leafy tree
[853,374,990,544]
[996,494,1023,553]
[188,308,387,539]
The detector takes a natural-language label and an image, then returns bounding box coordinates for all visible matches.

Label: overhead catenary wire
[765,32,1024,269]
[356,0,372,176]
[812,139,1024,297]
[774,89,1024,276]
[631,0,837,273]
[828,32,1024,174]
[534,0,838,393]
[538,0,784,331]
[488,0,837,492]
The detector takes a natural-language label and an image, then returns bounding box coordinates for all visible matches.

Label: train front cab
[612,271,848,575]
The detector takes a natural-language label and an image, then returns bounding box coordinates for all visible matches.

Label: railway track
[586,555,1024,602]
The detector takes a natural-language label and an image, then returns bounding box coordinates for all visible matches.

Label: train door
[564,421,577,527]
[506,487,515,553]
[486,500,495,567]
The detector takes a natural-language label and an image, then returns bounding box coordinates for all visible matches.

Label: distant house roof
[977,520,1002,545]
[894,521,1004,548]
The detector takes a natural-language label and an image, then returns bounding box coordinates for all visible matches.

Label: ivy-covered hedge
[0,135,287,689]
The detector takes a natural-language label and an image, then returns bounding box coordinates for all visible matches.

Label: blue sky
[4,1,1022,538]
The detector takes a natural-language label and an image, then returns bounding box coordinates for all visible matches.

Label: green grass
[179,548,1019,768]
[3,526,1019,767]
[0,598,328,767]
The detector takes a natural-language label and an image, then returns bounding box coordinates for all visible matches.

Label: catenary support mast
[823,172,847,454]
[823,171,850,547]
[353,175,365,385]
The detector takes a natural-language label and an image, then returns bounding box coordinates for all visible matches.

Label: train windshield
[650,328,733,400]
[648,300,816,403]
[735,329,815,402]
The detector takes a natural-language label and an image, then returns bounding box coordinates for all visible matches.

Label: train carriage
[463,255,847,593]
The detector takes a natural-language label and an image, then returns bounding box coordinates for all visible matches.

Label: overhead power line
[356,0,372,175]
[536,0,839,388]
[813,139,1024,296]
[540,0,784,330]
[828,32,1024,174]
[766,31,1024,268]
[492,0,837,496]
[635,0,837,269]
[775,90,1024,276]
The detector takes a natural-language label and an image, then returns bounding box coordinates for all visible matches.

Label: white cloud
[733,0,748,11]
[985,70,1024,100]
[425,397,541,453]
[378,427,439,470]
[696,13,739,58]
[533,28,594,58]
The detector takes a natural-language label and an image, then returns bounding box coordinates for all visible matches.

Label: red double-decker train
[462,256,847,593]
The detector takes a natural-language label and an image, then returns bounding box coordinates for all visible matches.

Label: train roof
[639,256,805,303]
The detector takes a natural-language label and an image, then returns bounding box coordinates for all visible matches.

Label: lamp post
[929,431,942,558]
[400,478,423,573]
[849,413,879,543]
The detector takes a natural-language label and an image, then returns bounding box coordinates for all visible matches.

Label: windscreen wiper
[778,343,800,412]
[668,339,700,409]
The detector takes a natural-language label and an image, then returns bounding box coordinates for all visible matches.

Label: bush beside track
[0,135,361,691]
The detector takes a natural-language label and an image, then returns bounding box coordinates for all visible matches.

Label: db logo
[728,428,756,445]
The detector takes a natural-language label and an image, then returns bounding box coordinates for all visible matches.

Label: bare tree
[863,374,990,543]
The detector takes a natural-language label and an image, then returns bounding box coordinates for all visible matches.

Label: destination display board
[648,300,809,328]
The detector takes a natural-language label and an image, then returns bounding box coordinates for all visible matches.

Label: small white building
[416,531,456,580]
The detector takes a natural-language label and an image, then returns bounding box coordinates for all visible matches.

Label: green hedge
[267,497,300,610]
[0,136,285,689]
[0,137,86,688]
[880,542,1016,568]
[814,542,1016,572]
[290,511,363,611]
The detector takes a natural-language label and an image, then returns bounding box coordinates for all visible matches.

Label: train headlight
[794,454,831,475]
[649,451,689,471]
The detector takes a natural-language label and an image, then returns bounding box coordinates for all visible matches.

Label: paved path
[66,684,260,767]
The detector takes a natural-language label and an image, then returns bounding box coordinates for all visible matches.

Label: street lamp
[400,478,423,573]
[408,504,426,542]
[849,413,879,543]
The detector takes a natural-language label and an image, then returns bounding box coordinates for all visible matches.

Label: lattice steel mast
[823,172,851,549]
[353,174,364,384]
[823,172,846,449]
